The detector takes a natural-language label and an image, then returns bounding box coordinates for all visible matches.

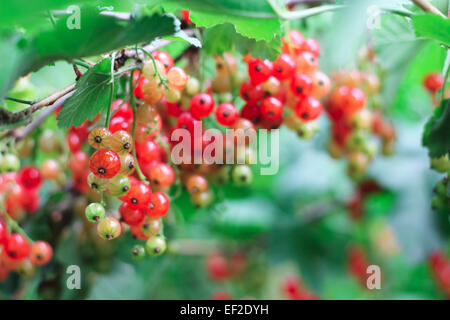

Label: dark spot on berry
[131,198,138,204]
[240,175,247,181]
[36,254,43,260]
[268,111,274,117]
[91,183,98,189]
[94,136,102,143]
[94,216,99,221]
[192,186,199,193]
[319,80,324,85]
[98,167,106,174]
[153,179,159,185]
[133,249,138,256]
[106,234,113,240]
[123,142,131,150]
[298,130,304,136]
[296,87,303,93]
[9,251,16,257]
[276,66,282,73]
[154,247,161,253]
[223,111,230,117]
[128,162,135,169]
[302,113,309,119]
[123,185,129,192]
[199,98,205,104]
[181,124,187,129]
[143,223,149,229]
[255,65,262,72]
[217,63,223,69]
[243,93,249,100]
[149,202,155,209]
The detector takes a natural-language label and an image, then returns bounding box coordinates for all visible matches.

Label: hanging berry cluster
[0,165,53,280]
[429,251,450,297]
[282,275,318,300]
[324,68,395,180]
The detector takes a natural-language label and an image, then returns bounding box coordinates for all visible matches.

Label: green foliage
[412,14,450,46]
[57,58,113,128]
[423,99,450,157]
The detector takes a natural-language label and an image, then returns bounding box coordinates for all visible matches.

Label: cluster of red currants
[429,251,450,297]
[239,30,329,139]
[281,275,318,300]
[206,250,247,282]
[324,69,395,180]
[0,168,53,281]
[423,72,446,107]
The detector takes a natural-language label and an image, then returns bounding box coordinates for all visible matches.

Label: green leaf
[151,0,281,42]
[1,6,182,101]
[57,58,113,128]
[422,99,450,157]
[202,23,281,60]
[412,14,450,46]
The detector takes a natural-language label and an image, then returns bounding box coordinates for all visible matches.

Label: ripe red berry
[239,80,264,103]
[206,251,230,281]
[136,139,161,163]
[89,149,121,179]
[149,163,175,187]
[18,166,42,190]
[261,96,283,121]
[295,96,323,121]
[240,103,262,123]
[109,116,131,133]
[423,73,444,93]
[153,51,174,70]
[290,74,313,97]
[215,103,239,127]
[30,241,53,266]
[301,38,321,57]
[67,132,82,153]
[147,192,170,218]
[190,93,215,118]
[273,54,296,80]
[120,179,152,208]
[248,58,273,85]
[112,100,133,120]
[4,233,31,261]
[119,202,146,226]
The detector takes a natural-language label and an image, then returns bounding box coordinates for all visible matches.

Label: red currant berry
[136,139,161,163]
[30,241,53,266]
[190,93,215,118]
[248,58,273,85]
[120,179,152,208]
[111,100,133,120]
[149,163,175,187]
[89,149,121,179]
[290,74,313,97]
[301,38,321,57]
[88,126,112,149]
[240,103,262,123]
[18,166,42,190]
[239,80,264,104]
[4,233,31,261]
[424,73,444,93]
[67,132,82,153]
[109,116,131,133]
[0,220,8,246]
[261,96,283,121]
[119,202,145,226]
[273,54,296,80]
[215,103,239,127]
[206,251,230,281]
[295,96,323,121]
[147,192,170,218]
[153,51,174,70]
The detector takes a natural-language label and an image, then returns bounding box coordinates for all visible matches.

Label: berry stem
[222,53,237,102]
[138,47,169,90]
[128,73,149,184]
[104,52,116,128]
[73,59,92,69]
[3,97,34,105]
[440,49,450,102]
[0,200,34,244]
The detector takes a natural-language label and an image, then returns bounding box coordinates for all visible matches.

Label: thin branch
[411,0,447,18]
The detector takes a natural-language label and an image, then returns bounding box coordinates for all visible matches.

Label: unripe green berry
[107,175,130,197]
[85,202,106,223]
[131,244,146,261]
[97,217,121,240]
[232,165,253,186]
[0,154,20,172]
[145,236,167,256]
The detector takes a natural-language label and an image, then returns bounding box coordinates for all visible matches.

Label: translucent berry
[30,241,53,266]
[136,139,160,163]
[120,179,152,208]
[295,96,323,121]
[149,163,175,187]
[190,93,215,118]
[88,126,111,149]
[302,38,321,57]
[261,96,283,121]
[239,80,264,104]
[311,71,331,98]
[424,73,444,93]
[109,130,133,155]
[4,233,31,261]
[118,153,136,176]
[119,202,145,226]
[232,165,253,186]
[186,174,208,194]
[89,149,121,179]
[140,216,163,237]
[290,74,313,97]
[215,103,239,127]
[273,54,296,80]
[147,192,170,218]
[142,59,166,80]
[248,58,273,85]
[191,189,214,208]
[87,172,109,191]
[240,103,262,123]
[85,202,106,222]
[131,244,146,261]
[0,154,20,172]
[107,175,131,197]
[97,217,121,240]
[296,51,319,74]
[18,166,42,189]
[40,159,61,180]
[145,235,167,256]
[186,77,200,96]
[167,66,188,90]
[0,220,8,246]
[153,51,174,70]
